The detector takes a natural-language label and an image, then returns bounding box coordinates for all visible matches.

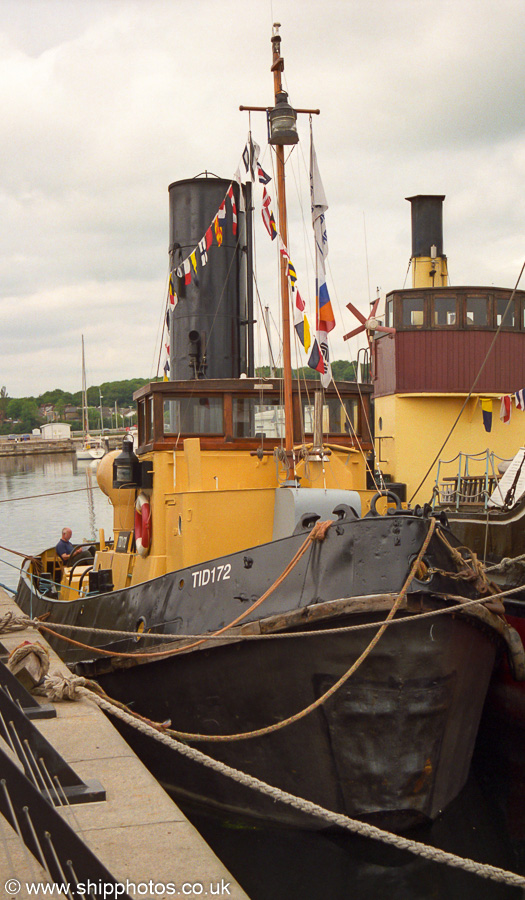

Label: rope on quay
[36,671,525,890]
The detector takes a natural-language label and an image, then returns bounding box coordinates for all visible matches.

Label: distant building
[64,405,80,422]
[41,423,71,440]
[38,404,55,422]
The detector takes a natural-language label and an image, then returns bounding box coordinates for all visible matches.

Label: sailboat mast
[81,334,88,437]
[271,28,294,461]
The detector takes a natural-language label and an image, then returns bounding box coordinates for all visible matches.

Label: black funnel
[168,177,248,380]
[406,195,445,258]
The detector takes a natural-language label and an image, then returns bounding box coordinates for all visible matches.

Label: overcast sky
[1,0,524,397]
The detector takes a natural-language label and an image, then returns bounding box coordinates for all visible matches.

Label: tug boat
[365,192,525,845]
[15,29,513,831]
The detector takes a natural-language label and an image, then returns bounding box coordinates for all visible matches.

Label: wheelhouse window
[138,397,153,444]
[433,295,457,326]
[163,397,223,435]
[302,397,359,436]
[402,297,424,327]
[496,297,514,328]
[233,397,285,438]
[466,295,488,326]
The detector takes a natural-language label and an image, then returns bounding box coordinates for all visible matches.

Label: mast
[81,334,88,438]
[270,26,294,462]
[241,25,320,472]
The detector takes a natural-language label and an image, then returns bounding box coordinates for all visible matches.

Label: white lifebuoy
[134,492,151,557]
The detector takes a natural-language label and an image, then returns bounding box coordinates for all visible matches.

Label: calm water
[1,454,524,899]
[0,452,113,592]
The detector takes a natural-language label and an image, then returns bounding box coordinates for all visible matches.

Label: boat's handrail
[433,449,510,511]
[434,449,512,466]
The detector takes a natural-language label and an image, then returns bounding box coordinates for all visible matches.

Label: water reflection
[183,774,523,900]
[0,452,113,590]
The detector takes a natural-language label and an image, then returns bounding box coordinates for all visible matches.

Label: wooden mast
[270,26,294,467]
[240,26,320,473]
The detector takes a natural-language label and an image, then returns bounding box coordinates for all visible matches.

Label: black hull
[475,607,525,851]
[95,609,497,831]
[15,513,501,830]
[445,497,525,565]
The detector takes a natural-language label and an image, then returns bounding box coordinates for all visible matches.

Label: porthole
[409,556,433,583]
[135,616,147,641]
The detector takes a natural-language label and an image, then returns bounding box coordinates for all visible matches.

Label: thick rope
[38,519,438,747]
[152,518,437,742]
[485,552,525,573]
[32,520,333,661]
[41,673,525,890]
[4,576,522,649]
[0,611,31,633]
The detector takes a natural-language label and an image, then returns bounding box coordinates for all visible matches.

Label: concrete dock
[0,589,250,899]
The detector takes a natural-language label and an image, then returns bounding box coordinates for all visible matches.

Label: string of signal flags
[164,135,331,383]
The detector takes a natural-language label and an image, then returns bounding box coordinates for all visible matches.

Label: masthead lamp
[112,437,140,489]
[268,91,299,146]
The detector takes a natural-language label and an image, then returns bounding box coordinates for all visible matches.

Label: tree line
[255,360,369,382]
[0,379,150,434]
[0,361,369,434]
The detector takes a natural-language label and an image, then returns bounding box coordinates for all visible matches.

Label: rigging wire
[153,269,171,380]
[155,271,171,381]
[363,211,372,307]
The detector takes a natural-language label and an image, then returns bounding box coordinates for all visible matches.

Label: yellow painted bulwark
[96,439,376,587]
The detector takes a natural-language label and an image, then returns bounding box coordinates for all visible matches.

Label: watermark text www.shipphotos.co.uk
[4,879,232,897]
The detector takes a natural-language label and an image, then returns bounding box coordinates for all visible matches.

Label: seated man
[55,527,81,564]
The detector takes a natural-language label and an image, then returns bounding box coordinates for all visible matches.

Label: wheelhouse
[134,378,374,455]
[376,285,525,397]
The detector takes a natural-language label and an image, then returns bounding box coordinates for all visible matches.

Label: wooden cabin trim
[133,379,373,455]
[384,286,525,333]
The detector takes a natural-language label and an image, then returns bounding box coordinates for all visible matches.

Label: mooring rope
[108,518,437,743]
[37,672,525,890]
[0,587,508,643]
[485,552,525,572]
[24,520,334,661]
[0,487,93,505]
[1,582,520,647]
[14,520,438,747]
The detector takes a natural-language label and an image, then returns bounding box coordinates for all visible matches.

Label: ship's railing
[433,450,510,511]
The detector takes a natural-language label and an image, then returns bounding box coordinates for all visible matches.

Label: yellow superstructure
[373,195,525,507]
[376,392,525,505]
[89,378,378,593]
